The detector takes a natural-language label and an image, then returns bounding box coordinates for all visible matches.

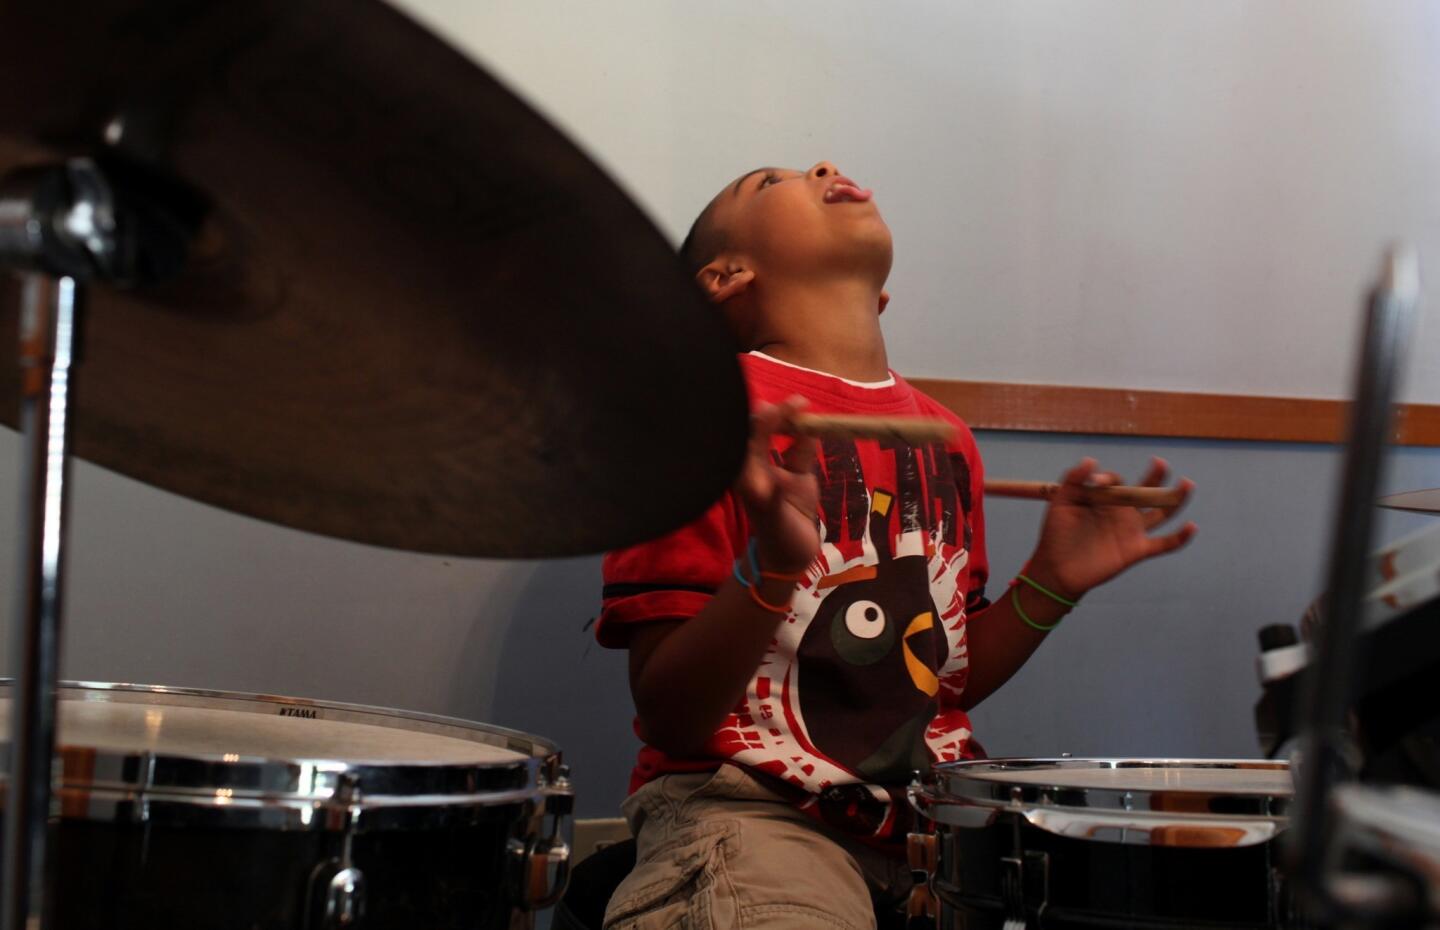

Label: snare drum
[0,681,571,929]
[909,758,1294,929]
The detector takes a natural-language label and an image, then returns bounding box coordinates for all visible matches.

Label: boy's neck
[749,277,890,383]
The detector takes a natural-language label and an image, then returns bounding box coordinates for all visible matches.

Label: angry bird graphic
[797,489,944,785]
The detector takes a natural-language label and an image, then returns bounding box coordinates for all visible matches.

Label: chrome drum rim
[912,757,1293,847]
[0,680,563,830]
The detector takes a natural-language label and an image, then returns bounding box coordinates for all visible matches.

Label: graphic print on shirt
[713,436,978,838]
[799,489,940,783]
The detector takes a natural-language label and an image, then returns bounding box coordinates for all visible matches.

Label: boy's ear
[878,289,891,315]
[695,260,755,304]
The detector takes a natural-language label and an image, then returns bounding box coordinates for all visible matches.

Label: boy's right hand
[735,397,821,575]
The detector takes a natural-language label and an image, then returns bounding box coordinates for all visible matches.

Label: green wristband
[1012,585,1062,633]
[1017,573,1079,609]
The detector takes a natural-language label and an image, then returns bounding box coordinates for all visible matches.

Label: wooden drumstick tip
[789,413,958,444]
[785,415,1186,510]
[984,479,1186,509]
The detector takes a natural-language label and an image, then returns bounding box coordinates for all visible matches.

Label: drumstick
[984,480,1185,509]
[790,413,957,444]
[787,414,1183,509]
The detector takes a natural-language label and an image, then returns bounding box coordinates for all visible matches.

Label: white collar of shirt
[748,351,896,389]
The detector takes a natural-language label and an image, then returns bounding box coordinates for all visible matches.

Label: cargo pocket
[604,824,737,930]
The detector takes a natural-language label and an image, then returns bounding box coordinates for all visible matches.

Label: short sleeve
[595,492,744,648]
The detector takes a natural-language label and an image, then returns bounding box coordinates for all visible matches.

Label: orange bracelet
[747,580,793,614]
[735,540,802,613]
[744,539,807,583]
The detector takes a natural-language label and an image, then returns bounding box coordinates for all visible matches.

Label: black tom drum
[909,758,1294,929]
[0,680,571,929]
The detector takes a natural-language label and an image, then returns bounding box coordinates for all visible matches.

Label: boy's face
[701,161,892,284]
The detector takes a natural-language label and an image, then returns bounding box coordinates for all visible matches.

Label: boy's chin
[843,222,893,261]
[840,235,894,278]
[771,229,892,280]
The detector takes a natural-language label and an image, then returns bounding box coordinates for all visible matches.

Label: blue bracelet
[746,538,762,583]
[734,538,807,591]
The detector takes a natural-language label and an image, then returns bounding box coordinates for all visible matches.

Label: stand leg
[2,274,81,930]
[1290,248,1419,919]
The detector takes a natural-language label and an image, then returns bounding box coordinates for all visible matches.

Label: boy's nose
[808,161,840,180]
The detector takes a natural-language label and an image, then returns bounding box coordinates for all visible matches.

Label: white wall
[395,0,1440,402]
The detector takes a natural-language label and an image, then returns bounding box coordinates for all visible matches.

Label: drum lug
[904,831,938,930]
[316,866,366,928]
[306,773,367,929]
[510,764,573,910]
[1000,850,1049,930]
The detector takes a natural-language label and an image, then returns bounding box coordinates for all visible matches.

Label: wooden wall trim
[907,378,1440,447]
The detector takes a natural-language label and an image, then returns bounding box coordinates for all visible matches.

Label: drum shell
[0,681,569,930]
[42,799,539,929]
[912,758,1296,929]
[930,810,1289,929]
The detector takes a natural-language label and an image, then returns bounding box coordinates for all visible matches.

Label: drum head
[920,758,1292,848]
[0,681,561,823]
[949,758,1292,796]
[2,693,528,765]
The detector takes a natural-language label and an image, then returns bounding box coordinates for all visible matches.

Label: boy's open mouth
[823,177,873,204]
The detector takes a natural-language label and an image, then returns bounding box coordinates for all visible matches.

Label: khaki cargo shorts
[603,764,912,930]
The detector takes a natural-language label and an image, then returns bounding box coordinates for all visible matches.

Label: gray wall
[2,425,1436,817]
[396,0,1440,405]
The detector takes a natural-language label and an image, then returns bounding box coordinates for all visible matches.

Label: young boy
[595,161,1195,930]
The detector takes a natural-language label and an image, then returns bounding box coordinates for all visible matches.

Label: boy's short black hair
[678,201,723,277]
[678,216,702,271]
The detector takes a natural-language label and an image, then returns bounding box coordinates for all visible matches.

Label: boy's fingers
[748,402,790,457]
[1145,521,1197,557]
[775,469,819,508]
[753,396,809,444]
[784,435,820,476]
[1143,479,1193,528]
[1060,458,1097,487]
[1139,457,1169,487]
[1165,478,1196,515]
[776,394,809,421]
[1054,458,1096,501]
[748,407,777,444]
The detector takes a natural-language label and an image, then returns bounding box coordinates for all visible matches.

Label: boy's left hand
[1026,457,1196,601]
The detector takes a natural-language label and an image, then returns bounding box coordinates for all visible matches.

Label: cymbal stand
[1290,247,1421,924]
[0,159,119,930]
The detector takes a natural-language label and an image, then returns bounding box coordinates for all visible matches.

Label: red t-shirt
[598,352,989,842]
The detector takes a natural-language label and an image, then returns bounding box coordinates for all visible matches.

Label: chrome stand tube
[0,156,181,930]
[2,274,81,930]
[1290,247,1419,919]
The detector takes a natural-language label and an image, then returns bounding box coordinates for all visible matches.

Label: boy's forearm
[958,576,1071,710]
[630,575,796,756]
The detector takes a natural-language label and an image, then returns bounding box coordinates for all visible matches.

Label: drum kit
[1,3,1438,930]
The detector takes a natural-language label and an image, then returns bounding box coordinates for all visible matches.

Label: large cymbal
[0,1,747,557]
[1378,489,1440,515]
